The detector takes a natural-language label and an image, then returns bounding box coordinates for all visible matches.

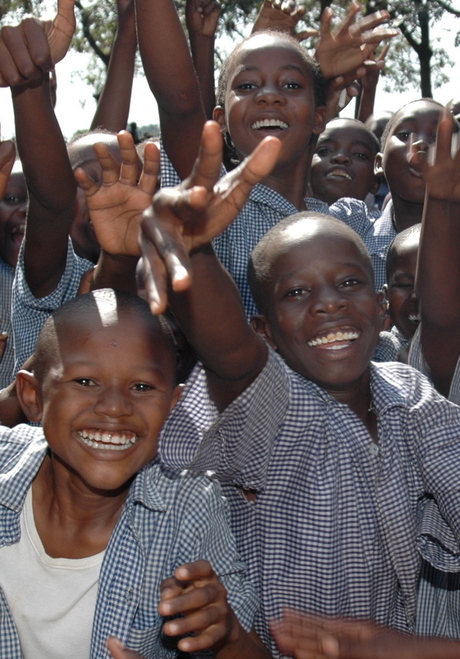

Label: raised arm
[185,0,221,120]
[140,121,281,409]
[0,0,78,297]
[251,0,317,42]
[135,0,206,179]
[415,112,460,398]
[90,0,137,132]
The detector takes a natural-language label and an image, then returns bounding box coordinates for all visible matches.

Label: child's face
[380,100,441,205]
[385,239,419,339]
[215,35,324,166]
[0,161,27,267]
[257,223,385,396]
[310,120,378,205]
[27,307,178,494]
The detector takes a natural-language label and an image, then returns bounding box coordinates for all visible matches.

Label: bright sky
[0,8,459,142]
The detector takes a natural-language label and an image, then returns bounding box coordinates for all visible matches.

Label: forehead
[270,222,370,277]
[389,101,441,133]
[52,306,174,369]
[318,121,376,150]
[230,35,312,78]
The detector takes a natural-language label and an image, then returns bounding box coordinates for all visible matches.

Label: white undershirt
[0,488,104,658]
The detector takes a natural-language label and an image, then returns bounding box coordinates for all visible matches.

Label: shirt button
[125,587,134,601]
[369,443,379,456]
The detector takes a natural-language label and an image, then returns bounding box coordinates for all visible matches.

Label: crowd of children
[0,0,460,657]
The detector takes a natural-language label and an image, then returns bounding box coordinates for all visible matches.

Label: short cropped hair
[33,289,176,383]
[248,212,375,315]
[385,223,421,282]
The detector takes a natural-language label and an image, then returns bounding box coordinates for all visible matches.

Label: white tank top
[0,488,104,658]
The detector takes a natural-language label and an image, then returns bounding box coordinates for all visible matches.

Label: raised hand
[251,0,318,41]
[315,0,398,80]
[74,131,159,257]
[0,0,76,87]
[139,120,281,313]
[186,0,221,39]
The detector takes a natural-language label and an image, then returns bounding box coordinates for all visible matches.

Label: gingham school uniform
[160,349,460,656]
[159,150,387,318]
[364,199,397,293]
[373,326,410,363]
[407,324,460,638]
[11,239,93,374]
[0,426,258,658]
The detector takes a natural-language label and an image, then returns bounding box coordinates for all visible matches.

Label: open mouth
[326,169,352,180]
[77,429,138,451]
[408,313,420,323]
[307,330,360,350]
[251,119,289,131]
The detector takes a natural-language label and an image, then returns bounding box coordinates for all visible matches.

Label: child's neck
[326,377,378,443]
[263,156,312,211]
[32,455,129,559]
[391,194,424,233]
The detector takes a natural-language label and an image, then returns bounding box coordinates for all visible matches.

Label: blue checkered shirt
[373,326,410,362]
[0,425,258,658]
[365,199,397,292]
[160,150,390,318]
[406,325,460,638]
[0,258,15,388]
[11,239,93,373]
[160,350,460,656]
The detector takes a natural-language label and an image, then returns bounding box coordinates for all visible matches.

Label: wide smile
[251,118,289,131]
[77,429,138,451]
[326,168,352,180]
[307,329,360,350]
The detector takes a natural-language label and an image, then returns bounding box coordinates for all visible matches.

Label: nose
[310,285,347,315]
[331,151,351,165]
[255,82,285,105]
[409,133,431,153]
[94,384,133,418]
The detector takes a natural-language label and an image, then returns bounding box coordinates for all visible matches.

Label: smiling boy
[0,288,271,659]
[139,122,460,656]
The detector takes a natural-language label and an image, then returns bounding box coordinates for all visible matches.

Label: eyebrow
[234,63,308,77]
[318,137,374,150]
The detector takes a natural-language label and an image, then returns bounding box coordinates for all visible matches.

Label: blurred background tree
[1,0,459,100]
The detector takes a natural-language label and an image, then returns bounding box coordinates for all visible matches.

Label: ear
[312,105,327,136]
[381,285,392,331]
[369,175,380,196]
[250,315,278,351]
[374,152,384,178]
[15,370,43,423]
[169,383,185,412]
[375,290,389,331]
[213,106,226,131]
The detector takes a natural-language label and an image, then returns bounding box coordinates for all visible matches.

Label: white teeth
[409,314,420,322]
[326,170,352,180]
[252,118,289,130]
[77,429,138,451]
[307,330,359,347]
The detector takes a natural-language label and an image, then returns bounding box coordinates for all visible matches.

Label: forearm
[169,244,267,410]
[90,252,139,294]
[357,84,376,124]
[416,196,460,395]
[91,4,137,132]
[12,74,76,296]
[215,621,273,659]
[135,0,205,178]
[189,32,216,120]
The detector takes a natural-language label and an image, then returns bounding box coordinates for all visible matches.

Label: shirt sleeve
[11,238,93,373]
[160,349,290,491]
